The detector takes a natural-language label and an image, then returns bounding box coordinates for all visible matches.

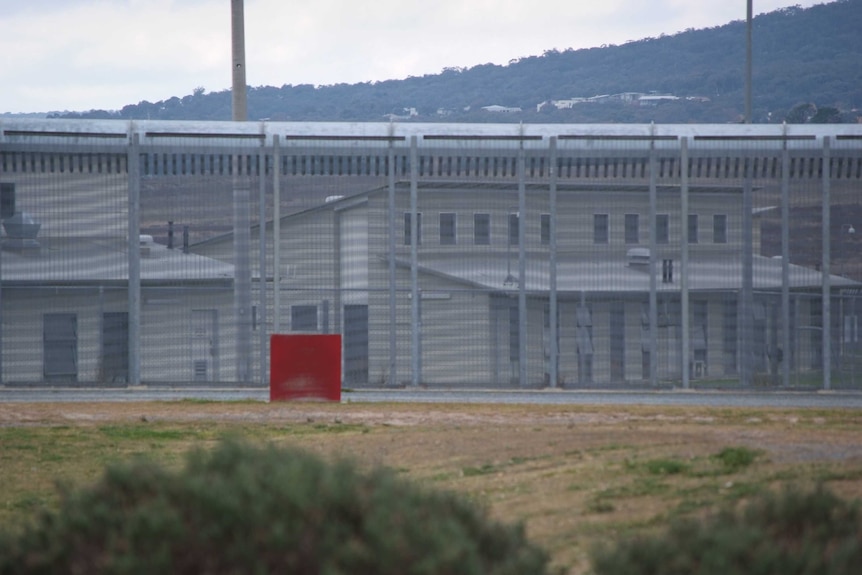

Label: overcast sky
[0,0,827,114]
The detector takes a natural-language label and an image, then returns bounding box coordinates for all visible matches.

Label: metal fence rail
[1,120,861,390]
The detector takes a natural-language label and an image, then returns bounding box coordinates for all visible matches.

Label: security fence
[1,119,861,390]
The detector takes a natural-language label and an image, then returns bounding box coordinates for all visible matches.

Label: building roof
[0,238,234,284]
[393,253,858,294]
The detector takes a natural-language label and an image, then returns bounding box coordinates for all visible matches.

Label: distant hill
[54,0,862,124]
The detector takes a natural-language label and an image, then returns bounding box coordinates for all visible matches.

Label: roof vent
[627,247,650,267]
[139,234,154,257]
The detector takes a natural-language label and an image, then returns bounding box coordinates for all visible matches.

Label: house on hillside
[193,180,855,388]
[481,105,522,113]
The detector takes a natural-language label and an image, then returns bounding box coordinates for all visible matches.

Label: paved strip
[1,387,861,409]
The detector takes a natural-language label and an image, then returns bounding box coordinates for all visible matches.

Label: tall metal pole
[231,0,248,122]
[231,0,251,382]
[745,0,753,124]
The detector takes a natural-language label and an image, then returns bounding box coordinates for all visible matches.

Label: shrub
[0,440,552,575]
[590,485,862,575]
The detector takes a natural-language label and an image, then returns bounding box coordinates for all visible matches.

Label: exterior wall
[4,171,128,242]
[1,285,232,384]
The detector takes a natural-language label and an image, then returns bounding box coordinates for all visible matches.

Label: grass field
[1,400,861,574]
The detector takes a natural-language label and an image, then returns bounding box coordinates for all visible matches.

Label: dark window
[0,182,15,219]
[540,213,551,245]
[291,305,318,332]
[625,213,639,244]
[713,214,727,244]
[474,213,490,245]
[404,212,422,246]
[688,214,699,244]
[656,214,669,244]
[593,214,609,244]
[509,305,520,363]
[439,212,456,245]
[508,212,519,246]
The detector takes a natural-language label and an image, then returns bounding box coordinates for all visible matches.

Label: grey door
[191,309,218,382]
[343,304,368,385]
[44,313,77,382]
[101,312,128,383]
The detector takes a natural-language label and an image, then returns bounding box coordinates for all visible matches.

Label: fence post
[549,137,559,388]
[258,136,268,385]
[781,128,791,387]
[234,153,253,383]
[822,136,832,390]
[680,137,690,389]
[387,127,398,387]
[272,135,281,334]
[648,129,658,386]
[410,135,421,386]
[741,149,754,387]
[127,129,141,385]
[517,134,527,388]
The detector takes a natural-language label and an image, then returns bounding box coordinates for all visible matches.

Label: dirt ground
[2,400,862,574]
[3,400,861,462]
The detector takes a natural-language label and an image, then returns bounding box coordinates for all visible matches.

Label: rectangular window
[713,214,727,244]
[509,305,520,363]
[508,212,519,246]
[291,305,318,332]
[688,214,698,244]
[625,213,639,244]
[540,213,551,245]
[404,212,422,246]
[656,214,669,244]
[0,183,15,219]
[593,214,609,244]
[474,213,490,245]
[439,212,456,245]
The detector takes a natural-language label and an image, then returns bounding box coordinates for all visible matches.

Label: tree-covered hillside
[55,0,862,124]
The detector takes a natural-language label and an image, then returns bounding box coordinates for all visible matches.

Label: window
[439,212,456,245]
[474,213,490,245]
[404,212,421,246]
[509,305,520,363]
[291,305,318,332]
[540,213,551,245]
[688,214,698,244]
[656,214,669,244]
[0,182,15,219]
[713,214,727,244]
[576,305,593,384]
[593,214,609,244]
[625,213,639,244]
[508,212,519,246]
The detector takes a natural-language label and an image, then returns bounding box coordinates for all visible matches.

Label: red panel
[270,334,342,402]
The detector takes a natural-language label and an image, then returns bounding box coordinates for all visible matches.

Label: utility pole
[745,0,753,123]
[231,0,248,121]
[231,0,252,382]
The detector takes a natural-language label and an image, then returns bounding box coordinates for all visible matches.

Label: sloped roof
[1,238,233,284]
[392,252,858,294]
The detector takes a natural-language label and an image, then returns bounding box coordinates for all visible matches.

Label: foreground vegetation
[1,401,861,574]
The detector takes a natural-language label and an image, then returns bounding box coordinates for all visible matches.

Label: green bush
[0,440,552,575]
[590,485,862,575]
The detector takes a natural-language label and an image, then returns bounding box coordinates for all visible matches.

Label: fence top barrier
[2,119,861,151]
